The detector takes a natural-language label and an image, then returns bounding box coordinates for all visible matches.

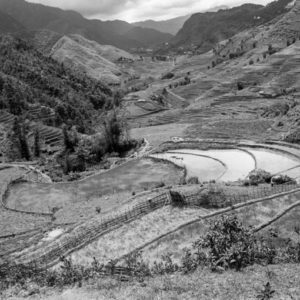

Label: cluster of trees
[0,35,138,166]
[168,76,191,89]
[0,35,113,133]
[6,117,41,161]
[61,111,139,175]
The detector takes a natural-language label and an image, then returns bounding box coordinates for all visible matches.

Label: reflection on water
[151,148,300,182]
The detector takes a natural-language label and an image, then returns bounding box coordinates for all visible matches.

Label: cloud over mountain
[27,0,274,22]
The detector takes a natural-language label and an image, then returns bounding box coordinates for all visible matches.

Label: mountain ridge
[169,0,293,53]
[132,6,230,35]
[0,0,172,50]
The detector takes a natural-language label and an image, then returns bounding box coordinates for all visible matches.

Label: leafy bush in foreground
[192,215,277,271]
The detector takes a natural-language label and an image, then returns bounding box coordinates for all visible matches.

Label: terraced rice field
[70,205,210,266]
[139,192,300,264]
[185,119,277,140]
[5,158,183,216]
[151,147,300,182]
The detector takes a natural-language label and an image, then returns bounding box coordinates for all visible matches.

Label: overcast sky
[27,0,274,22]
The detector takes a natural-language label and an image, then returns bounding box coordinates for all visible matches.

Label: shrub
[237,81,244,90]
[249,59,254,65]
[271,174,296,185]
[229,53,235,59]
[67,172,81,181]
[125,252,151,277]
[0,258,92,290]
[284,129,300,144]
[187,177,199,184]
[268,45,277,55]
[194,215,269,271]
[152,253,179,275]
[155,181,165,188]
[181,249,199,274]
[162,72,174,80]
[247,169,272,185]
[257,282,275,300]
[170,190,186,207]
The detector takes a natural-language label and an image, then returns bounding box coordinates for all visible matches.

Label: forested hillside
[170,0,293,53]
[0,34,112,133]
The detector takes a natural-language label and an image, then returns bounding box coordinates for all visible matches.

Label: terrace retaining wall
[3,182,300,269]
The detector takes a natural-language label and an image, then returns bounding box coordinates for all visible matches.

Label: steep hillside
[133,15,191,35]
[270,0,300,38]
[170,0,293,53]
[0,34,112,132]
[0,10,23,33]
[28,30,62,55]
[29,32,137,85]
[49,35,134,85]
[69,34,136,62]
[0,0,171,50]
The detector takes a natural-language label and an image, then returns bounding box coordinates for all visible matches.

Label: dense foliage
[0,34,112,133]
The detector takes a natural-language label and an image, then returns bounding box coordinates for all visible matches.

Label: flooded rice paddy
[151,148,300,182]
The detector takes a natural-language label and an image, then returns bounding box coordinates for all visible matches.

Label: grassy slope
[50,36,121,85]
[5,264,300,299]
[5,158,183,222]
[50,34,137,85]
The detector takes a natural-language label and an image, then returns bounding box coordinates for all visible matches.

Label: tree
[3,83,23,115]
[103,111,126,153]
[34,128,41,157]
[11,117,31,161]
[62,125,77,152]
[113,90,123,107]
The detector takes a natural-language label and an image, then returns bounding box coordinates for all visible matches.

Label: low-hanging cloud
[27,0,274,22]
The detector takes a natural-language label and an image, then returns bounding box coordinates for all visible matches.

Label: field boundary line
[115,187,300,263]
